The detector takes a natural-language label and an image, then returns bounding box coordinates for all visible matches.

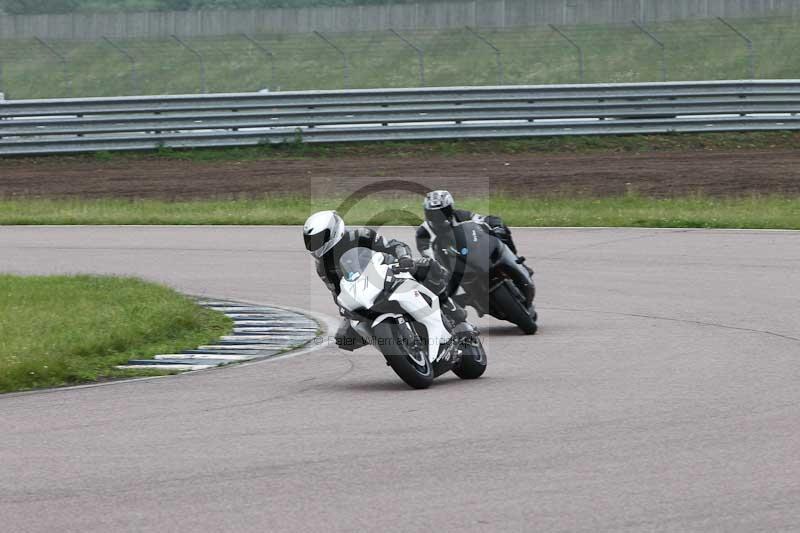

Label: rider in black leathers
[303,210,471,352]
[416,190,532,274]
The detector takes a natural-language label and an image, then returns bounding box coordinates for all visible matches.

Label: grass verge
[0,275,233,393]
[4,16,800,99]
[0,194,798,229]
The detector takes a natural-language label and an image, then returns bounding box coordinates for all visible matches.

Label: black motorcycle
[433,219,537,334]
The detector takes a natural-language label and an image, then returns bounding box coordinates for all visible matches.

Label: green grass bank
[3,16,800,99]
[0,275,232,393]
[0,195,798,229]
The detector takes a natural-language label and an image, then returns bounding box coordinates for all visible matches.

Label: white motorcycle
[337,247,487,389]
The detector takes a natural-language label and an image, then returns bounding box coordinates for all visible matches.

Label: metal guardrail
[2,80,800,155]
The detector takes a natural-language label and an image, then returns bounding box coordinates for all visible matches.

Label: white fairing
[337,250,452,362]
[387,279,451,361]
[337,252,390,312]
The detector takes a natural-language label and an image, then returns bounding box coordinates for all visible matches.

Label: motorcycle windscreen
[339,247,378,282]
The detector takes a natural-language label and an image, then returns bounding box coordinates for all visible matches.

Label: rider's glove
[492,226,509,239]
[395,256,416,274]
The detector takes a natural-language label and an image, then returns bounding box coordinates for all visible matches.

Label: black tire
[492,281,538,335]
[373,320,434,389]
[452,336,487,380]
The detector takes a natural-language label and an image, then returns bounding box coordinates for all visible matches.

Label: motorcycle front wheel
[373,320,434,389]
[491,280,538,335]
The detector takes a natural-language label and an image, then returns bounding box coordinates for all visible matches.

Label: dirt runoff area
[1,149,799,199]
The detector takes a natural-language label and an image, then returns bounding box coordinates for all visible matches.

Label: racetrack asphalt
[1,226,799,532]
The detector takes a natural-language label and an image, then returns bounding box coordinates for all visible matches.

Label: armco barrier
[2,80,799,156]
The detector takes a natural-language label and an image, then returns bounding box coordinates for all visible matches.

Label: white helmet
[303,210,345,258]
[423,190,455,231]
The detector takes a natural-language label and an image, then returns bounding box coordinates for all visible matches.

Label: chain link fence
[1,17,798,99]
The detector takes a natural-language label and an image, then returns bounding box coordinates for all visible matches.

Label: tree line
[0,0,440,15]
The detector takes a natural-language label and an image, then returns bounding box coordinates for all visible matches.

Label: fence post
[242,33,277,91]
[631,20,666,82]
[34,37,72,97]
[549,24,584,83]
[465,26,504,85]
[717,17,756,79]
[313,31,350,90]
[389,28,425,87]
[102,36,140,95]
[171,34,207,93]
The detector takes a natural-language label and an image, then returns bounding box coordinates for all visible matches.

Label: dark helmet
[423,190,455,233]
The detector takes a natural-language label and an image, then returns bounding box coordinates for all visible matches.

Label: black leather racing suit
[416,209,535,302]
[316,227,466,351]
[416,209,518,257]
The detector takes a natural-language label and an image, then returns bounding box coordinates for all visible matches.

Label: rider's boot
[452,320,479,340]
[334,317,368,351]
[441,297,479,340]
[441,296,467,324]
